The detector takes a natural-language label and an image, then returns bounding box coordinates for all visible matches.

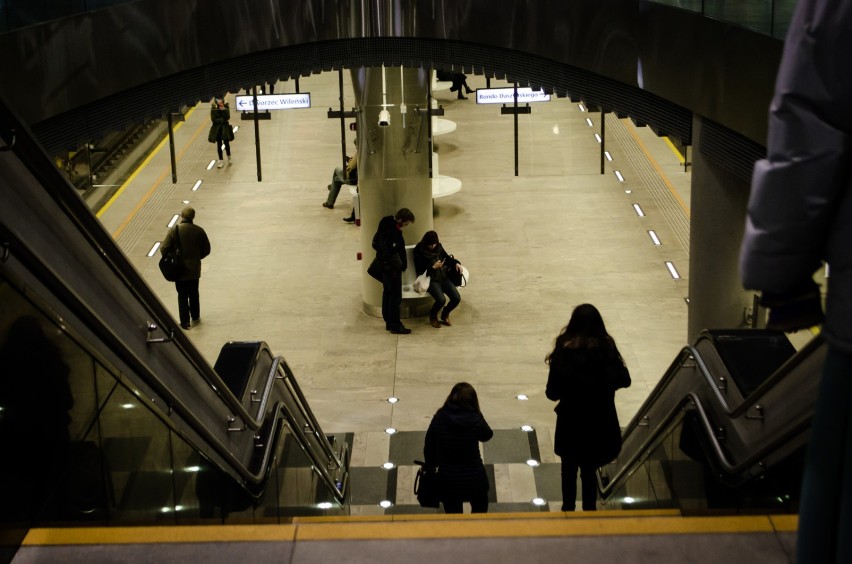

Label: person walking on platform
[161,206,211,330]
[740,0,852,561]
[208,97,234,168]
[424,382,493,514]
[545,304,630,511]
[413,230,462,328]
[372,208,415,334]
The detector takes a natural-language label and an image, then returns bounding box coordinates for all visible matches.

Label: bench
[401,245,421,298]
[431,70,453,92]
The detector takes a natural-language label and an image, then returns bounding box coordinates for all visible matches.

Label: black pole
[252,86,262,182]
[339,70,347,169]
[600,111,606,175]
[295,78,301,94]
[167,112,177,183]
[513,82,519,177]
[86,140,94,189]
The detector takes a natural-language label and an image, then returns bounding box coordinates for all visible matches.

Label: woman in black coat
[424,382,493,513]
[208,97,234,167]
[545,304,631,511]
[413,231,463,328]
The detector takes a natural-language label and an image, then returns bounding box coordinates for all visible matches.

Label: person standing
[545,304,630,511]
[372,208,415,334]
[739,0,852,560]
[208,97,234,168]
[161,206,211,330]
[413,230,462,328]
[424,382,493,514]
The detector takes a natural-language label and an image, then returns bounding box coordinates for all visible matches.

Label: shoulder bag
[158,225,185,282]
[413,460,441,508]
[443,255,469,287]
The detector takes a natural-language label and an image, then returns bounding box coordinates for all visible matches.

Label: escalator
[0,86,348,563]
[600,329,824,513]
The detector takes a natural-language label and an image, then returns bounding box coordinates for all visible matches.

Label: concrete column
[688,116,755,340]
[351,67,433,317]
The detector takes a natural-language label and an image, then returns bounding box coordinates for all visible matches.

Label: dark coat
[161,220,211,280]
[413,242,449,283]
[372,215,407,273]
[424,404,493,497]
[208,104,234,143]
[546,344,631,466]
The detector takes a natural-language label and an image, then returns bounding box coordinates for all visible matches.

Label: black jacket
[424,404,493,496]
[413,242,449,283]
[372,215,407,272]
[161,220,211,281]
[546,344,630,466]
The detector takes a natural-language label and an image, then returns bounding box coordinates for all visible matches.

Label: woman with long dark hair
[413,231,463,328]
[424,382,493,513]
[545,304,631,511]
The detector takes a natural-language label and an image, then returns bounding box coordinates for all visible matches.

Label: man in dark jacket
[739,0,852,561]
[372,208,415,334]
[161,206,211,329]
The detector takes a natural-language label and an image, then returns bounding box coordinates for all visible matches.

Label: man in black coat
[161,206,211,329]
[371,208,415,334]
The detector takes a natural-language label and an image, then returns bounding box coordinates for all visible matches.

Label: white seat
[431,70,453,92]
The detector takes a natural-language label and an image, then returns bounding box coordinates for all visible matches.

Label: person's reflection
[0,316,73,522]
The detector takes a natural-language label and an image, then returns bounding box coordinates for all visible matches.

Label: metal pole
[253,86,262,182]
[295,78,301,94]
[339,70,347,169]
[86,140,94,189]
[167,112,177,183]
[600,111,606,175]
[513,82,519,177]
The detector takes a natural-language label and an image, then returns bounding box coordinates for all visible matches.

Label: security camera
[378,109,391,127]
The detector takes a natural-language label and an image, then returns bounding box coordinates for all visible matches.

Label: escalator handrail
[0,100,264,432]
[275,356,344,468]
[728,333,824,418]
[600,389,812,499]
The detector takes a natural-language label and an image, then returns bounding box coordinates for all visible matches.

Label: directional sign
[475,87,551,105]
[235,93,312,111]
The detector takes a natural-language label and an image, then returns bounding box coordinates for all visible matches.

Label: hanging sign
[475,87,551,104]
[235,93,312,111]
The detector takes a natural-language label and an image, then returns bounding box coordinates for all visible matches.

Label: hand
[433,260,443,269]
[456,264,463,272]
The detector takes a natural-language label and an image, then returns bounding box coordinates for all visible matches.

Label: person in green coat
[208,97,234,168]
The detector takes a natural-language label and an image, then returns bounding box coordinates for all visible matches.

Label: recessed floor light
[585,117,594,127]
[168,214,180,227]
[648,230,661,245]
[532,497,547,506]
[623,496,635,504]
[516,394,529,401]
[521,425,534,432]
[665,261,681,279]
[614,170,625,182]
[192,179,203,191]
[206,160,216,170]
[594,133,602,143]
[632,204,645,217]
[317,502,333,509]
[526,459,540,467]
[147,242,161,257]
[387,397,399,404]
[604,151,613,161]
[379,500,393,508]
[382,462,395,470]
[385,428,397,435]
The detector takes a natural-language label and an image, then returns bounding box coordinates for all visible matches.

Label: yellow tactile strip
[23,513,797,546]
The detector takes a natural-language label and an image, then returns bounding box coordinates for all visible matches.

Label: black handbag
[158,224,185,282]
[443,255,466,287]
[413,460,440,508]
[367,256,384,282]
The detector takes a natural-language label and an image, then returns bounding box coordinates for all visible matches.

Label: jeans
[216,136,231,160]
[326,167,354,206]
[175,279,200,325]
[561,458,598,511]
[796,346,852,563]
[381,269,403,329]
[427,277,460,319]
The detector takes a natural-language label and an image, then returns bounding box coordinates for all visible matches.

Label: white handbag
[413,271,431,293]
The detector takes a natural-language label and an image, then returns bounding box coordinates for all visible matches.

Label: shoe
[191,317,201,325]
[216,160,224,168]
[322,202,333,209]
[390,326,412,335]
[343,215,355,223]
[457,94,468,100]
[180,323,191,330]
[227,156,232,166]
[430,316,441,329]
[465,87,474,94]
[440,315,452,326]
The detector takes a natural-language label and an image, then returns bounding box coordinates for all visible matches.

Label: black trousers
[442,491,488,514]
[175,279,200,324]
[561,458,598,511]
[381,269,402,329]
